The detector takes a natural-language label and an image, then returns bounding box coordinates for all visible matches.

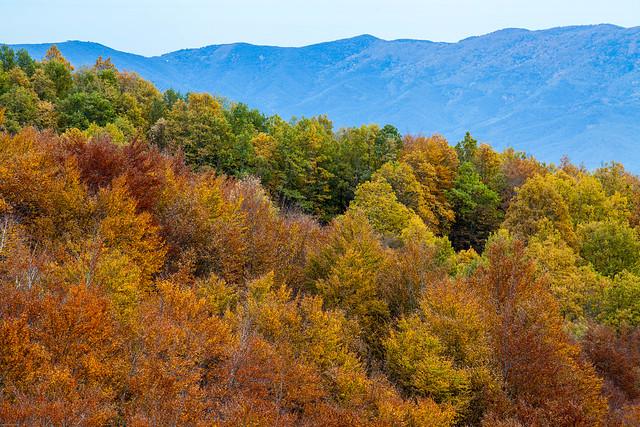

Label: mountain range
[9,24,640,169]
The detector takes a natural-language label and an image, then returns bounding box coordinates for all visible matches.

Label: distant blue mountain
[10,25,640,169]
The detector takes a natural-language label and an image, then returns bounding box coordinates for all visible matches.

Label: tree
[333,124,379,187]
[0,283,127,425]
[372,161,438,228]
[373,124,403,169]
[447,162,502,251]
[75,178,166,318]
[15,49,36,76]
[582,325,640,423]
[500,148,545,208]
[504,174,576,244]
[455,133,505,194]
[454,132,478,164]
[474,143,506,194]
[578,220,640,277]
[526,231,604,329]
[0,128,91,244]
[307,211,390,361]
[0,86,39,131]
[384,316,470,408]
[0,45,16,71]
[261,116,336,218]
[125,279,231,424]
[43,45,73,98]
[471,232,607,425]
[418,279,500,425]
[30,68,56,101]
[164,94,235,168]
[401,135,459,233]
[552,171,629,225]
[595,162,640,227]
[379,220,455,317]
[154,169,247,281]
[599,271,640,329]
[57,91,116,130]
[348,178,418,238]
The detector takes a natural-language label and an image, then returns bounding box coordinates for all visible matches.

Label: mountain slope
[10,25,640,169]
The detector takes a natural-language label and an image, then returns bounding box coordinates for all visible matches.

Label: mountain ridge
[8,24,640,169]
[21,24,633,55]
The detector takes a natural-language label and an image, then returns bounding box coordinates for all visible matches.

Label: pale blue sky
[1,0,639,56]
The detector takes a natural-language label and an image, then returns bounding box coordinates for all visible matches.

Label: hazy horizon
[1,0,638,56]
[7,24,639,58]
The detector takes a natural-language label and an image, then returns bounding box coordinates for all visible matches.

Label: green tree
[373,124,403,169]
[57,91,116,130]
[0,86,39,131]
[455,133,505,195]
[164,93,238,170]
[454,132,478,164]
[15,49,36,76]
[326,124,382,214]
[43,45,73,98]
[30,68,56,101]
[578,220,640,277]
[599,271,640,330]
[447,162,502,251]
[0,45,16,71]
[265,116,335,218]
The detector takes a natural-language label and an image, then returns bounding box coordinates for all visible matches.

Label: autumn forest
[1,45,640,426]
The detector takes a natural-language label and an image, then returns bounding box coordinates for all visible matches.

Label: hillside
[11,24,640,169]
[3,31,640,426]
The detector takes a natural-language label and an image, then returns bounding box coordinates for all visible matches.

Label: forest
[0,45,639,426]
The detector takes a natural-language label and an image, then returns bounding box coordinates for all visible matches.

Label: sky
[1,0,639,56]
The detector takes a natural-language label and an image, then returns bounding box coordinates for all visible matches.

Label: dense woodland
[1,45,640,426]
